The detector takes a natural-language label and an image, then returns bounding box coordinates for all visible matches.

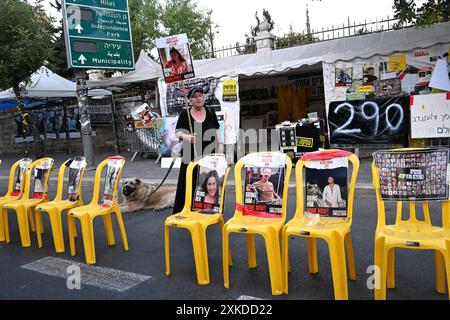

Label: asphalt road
[0,179,447,300]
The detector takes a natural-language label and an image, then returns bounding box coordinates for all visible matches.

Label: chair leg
[165,224,171,277]
[190,223,210,285]
[264,228,284,296]
[307,237,319,274]
[102,214,115,246]
[27,208,36,233]
[281,228,290,294]
[222,227,230,289]
[219,219,233,266]
[3,208,10,243]
[16,207,32,247]
[435,250,446,294]
[35,211,43,248]
[247,233,257,269]
[328,234,349,300]
[443,248,450,300]
[68,215,77,256]
[374,237,388,300]
[0,206,5,242]
[80,215,96,264]
[48,208,65,253]
[345,233,356,281]
[387,248,396,289]
[114,209,128,251]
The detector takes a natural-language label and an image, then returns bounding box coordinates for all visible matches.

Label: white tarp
[0,66,111,99]
[88,22,450,87]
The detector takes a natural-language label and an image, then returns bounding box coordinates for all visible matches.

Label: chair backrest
[92,156,126,208]
[8,158,33,197]
[372,148,450,229]
[23,158,54,200]
[185,154,230,214]
[234,152,292,220]
[55,156,88,202]
[295,150,359,220]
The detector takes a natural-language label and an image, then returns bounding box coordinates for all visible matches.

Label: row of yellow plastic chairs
[165,149,450,300]
[0,156,128,265]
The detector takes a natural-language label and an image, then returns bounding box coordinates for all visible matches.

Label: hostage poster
[242,153,286,218]
[156,33,195,84]
[305,157,348,218]
[373,149,450,201]
[192,155,228,214]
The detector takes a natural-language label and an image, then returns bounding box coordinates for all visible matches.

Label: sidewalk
[0,151,375,189]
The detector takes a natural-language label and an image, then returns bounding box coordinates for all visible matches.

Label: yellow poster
[388,54,406,72]
[357,85,374,93]
[222,79,237,102]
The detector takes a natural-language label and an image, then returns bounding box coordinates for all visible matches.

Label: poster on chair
[305,157,348,218]
[373,149,450,201]
[192,156,228,214]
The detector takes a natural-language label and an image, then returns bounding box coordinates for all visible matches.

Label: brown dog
[120,178,176,213]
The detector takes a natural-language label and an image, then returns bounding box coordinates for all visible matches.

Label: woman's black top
[175,107,220,162]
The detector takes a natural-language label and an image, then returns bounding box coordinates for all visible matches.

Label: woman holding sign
[172,86,224,215]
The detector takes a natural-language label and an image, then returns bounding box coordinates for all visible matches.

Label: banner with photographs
[328,96,409,144]
[156,33,195,84]
[101,157,125,207]
[242,153,286,218]
[373,149,450,201]
[191,155,228,214]
[66,157,87,202]
[305,157,348,218]
[33,159,53,196]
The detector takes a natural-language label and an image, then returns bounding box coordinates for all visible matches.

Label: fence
[195,16,414,59]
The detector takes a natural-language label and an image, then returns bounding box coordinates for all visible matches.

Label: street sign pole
[62,0,134,165]
[76,78,96,167]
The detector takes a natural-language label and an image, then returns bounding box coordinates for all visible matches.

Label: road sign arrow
[78,54,87,65]
[75,24,83,34]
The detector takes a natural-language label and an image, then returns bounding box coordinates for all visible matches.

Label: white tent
[0,66,111,99]
[87,50,162,89]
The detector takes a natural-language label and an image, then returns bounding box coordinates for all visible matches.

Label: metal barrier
[122,125,164,163]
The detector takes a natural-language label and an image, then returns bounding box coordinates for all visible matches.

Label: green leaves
[393,0,449,28]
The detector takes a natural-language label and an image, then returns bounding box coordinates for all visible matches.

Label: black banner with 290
[328,97,410,144]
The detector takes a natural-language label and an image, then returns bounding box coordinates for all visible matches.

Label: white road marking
[236,295,265,300]
[21,257,151,292]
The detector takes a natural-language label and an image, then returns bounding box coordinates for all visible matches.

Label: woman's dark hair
[201,170,220,199]
[170,47,186,63]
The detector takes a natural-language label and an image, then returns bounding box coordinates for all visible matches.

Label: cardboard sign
[156,34,195,84]
[373,78,402,97]
[222,79,238,102]
[191,155,228,214]
[12,158,32,195]
[411,93,450,139]
[305,157,349,218]
[328,97,409,144]
[101,157,125,207]
[33,159,53,194]
[373,149,450,201]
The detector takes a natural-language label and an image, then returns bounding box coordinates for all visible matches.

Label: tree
[276,25,313,49]
[393,0,450,28]
[160,0,213,58]
[0,0,54,155]
[129,0,161,58]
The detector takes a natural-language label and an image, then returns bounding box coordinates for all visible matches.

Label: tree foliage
[0,0,54,95]
[393,0,450,27]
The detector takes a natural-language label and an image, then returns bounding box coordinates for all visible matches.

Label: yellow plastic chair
[372,148,450,300]
[222,152,292,295]
[35,157,88,253]
[0,158,33,242]
[67,156,128,265]
[165,154,232,285]
[3,158,54,247]
[282,150,360,300]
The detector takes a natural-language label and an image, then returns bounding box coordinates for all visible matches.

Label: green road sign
[63,0,134,70]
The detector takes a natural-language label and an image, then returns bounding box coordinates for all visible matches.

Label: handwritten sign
[328,97,409,144]
[411,93,450,139]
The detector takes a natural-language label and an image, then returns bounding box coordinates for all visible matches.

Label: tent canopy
[87,50,162,89]
[88,21,450,88]
[0,66,111,99]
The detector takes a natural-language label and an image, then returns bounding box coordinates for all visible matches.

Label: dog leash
[148,152,179,197]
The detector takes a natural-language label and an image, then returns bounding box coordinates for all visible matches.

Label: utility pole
[76,77,96,167]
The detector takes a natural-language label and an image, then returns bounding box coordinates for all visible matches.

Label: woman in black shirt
[173,85,223,214]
